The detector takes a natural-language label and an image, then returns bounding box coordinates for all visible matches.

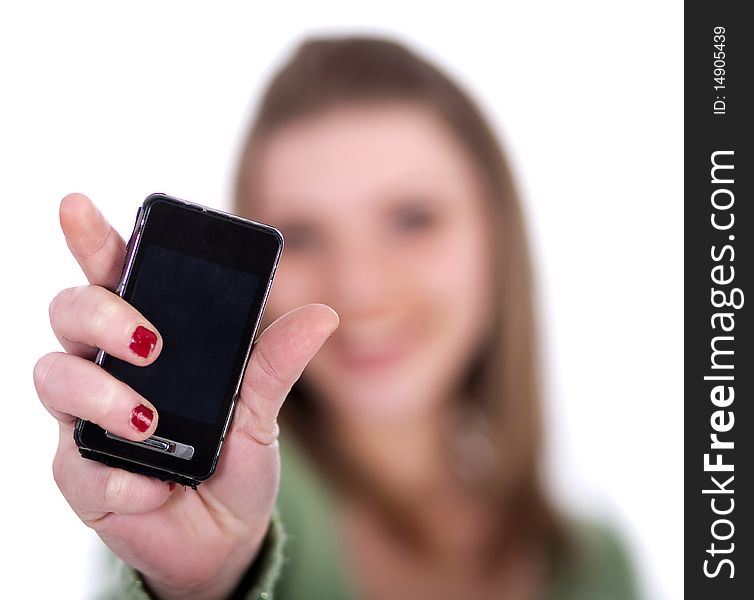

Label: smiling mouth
[331,340,406,370]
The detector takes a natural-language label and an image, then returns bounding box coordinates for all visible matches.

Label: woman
[35,37,638,599]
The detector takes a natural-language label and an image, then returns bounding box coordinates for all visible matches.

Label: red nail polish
[130,326,157,358]
[131,404,153,432]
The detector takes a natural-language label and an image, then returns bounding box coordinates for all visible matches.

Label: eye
[281,224,322,251]
[391,205,438,235]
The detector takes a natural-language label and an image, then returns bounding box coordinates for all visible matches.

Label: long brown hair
[234,36,567,573]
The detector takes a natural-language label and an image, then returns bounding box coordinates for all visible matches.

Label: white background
[1,1,682,598]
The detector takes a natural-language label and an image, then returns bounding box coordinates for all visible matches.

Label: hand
[33,193,339,600]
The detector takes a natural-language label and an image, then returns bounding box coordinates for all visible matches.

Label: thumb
[203,304,338,522]
[233,303,339,446]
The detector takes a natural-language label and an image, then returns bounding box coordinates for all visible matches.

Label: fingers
[49,285,162,363]
[59,193,127,290]
[49,194,172,524]
[233,303,339,446]
[53,426,173,523]
[34,352,159,441]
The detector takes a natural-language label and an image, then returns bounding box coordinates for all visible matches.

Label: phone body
[74,193,283,488]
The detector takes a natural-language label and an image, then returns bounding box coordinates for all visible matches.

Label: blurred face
[244,102,496,426]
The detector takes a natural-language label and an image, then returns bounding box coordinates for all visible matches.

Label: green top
[96,435,641,600]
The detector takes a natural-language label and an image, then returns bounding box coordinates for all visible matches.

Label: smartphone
[74,193,283,488]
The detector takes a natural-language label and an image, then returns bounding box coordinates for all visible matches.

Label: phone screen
[107,244,260,426]
[75,194,282,484]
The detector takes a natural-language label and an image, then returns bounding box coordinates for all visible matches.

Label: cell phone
[74,193,283,488]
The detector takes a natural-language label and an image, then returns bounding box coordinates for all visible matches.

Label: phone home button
[105,431,195,461]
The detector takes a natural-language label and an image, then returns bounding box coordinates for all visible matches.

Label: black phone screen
[107,244,259,426]
[76,194,282,485]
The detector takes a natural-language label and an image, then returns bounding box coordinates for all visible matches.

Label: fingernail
[168,481,176,491]
[130,326,157,358]
[131,404,153,432]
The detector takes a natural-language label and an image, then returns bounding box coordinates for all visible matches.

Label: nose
[324,237,395,316]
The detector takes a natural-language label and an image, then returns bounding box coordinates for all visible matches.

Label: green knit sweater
[95,435,640,600]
